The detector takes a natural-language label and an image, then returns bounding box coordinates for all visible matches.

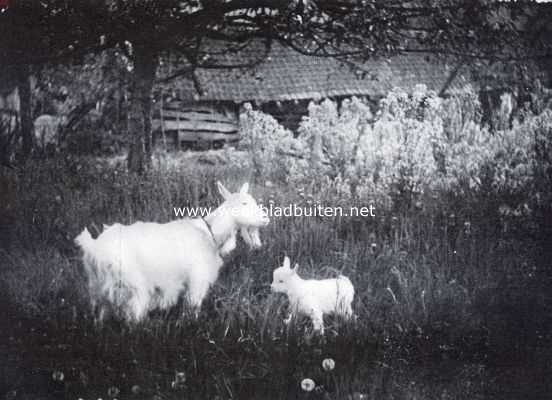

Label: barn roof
[161,42,473,103]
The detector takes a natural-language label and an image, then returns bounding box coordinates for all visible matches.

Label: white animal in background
[75,181,269,321]
[270,256,355,334]
[33,114,66,151]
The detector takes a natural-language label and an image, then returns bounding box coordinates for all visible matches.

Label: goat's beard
[240,227,262,249]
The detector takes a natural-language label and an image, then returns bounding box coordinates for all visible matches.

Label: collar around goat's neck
[201,216,220,250]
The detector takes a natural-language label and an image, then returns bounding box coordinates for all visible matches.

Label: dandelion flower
[131,385,140,395]
[370,243,377,254]
[52,370,64,382]
[301,378,316,392]
[175,371,186,383]
[107,386,120,397]
[172,372,186,390]
[322,358,335,371]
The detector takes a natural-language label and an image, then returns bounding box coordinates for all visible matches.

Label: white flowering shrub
[441,108,552,198]
[237,85,551,214]
[239,103,308,181]
[355,86,443,206]
[438,122,493,191]
[496,110,552,200]
[358,86,550,209]
[441,85,483,141]
[488,119,535,192]
[297,97,372,180]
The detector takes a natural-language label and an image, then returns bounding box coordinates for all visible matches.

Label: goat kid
[270,256,355,334]
[75,181,269,321]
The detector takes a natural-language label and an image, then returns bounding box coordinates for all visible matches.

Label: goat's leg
[219,233,237,255]
[343,303,354,319]
[310,310,325,335]
[128,295,147,321]
[187,279,211,317]
[342,304,359,327]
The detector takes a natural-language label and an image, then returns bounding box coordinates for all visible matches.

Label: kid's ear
[283,256,291,269]
[217,181,232,200]
[239,182,249,194]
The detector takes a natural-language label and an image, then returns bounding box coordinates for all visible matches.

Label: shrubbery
[239,103,308,181]
[241,84,552,216]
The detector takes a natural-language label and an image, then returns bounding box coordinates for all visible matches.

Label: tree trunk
[127,45,157,174]
[16,64,33,159]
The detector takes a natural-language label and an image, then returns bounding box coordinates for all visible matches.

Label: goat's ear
[239,182,249,194]
[292,263,299,273]
[283,256,291,269]
[217,181,232,200]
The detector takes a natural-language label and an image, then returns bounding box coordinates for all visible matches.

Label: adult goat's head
[216,181,269,249]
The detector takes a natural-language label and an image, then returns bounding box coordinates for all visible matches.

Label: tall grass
[1,86,551,398]
[0,147,547,399]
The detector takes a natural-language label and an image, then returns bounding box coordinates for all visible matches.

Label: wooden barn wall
[153,101,239,149]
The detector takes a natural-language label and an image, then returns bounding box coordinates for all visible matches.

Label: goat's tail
[337,275,355,319]
[338,275,355,297]
[75,227,95,253]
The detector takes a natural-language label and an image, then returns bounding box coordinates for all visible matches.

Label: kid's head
[270,256,298,294]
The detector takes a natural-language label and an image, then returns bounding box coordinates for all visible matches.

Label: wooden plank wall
[153,101,240,149]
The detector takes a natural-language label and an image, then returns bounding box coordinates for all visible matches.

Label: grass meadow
[1,146,551,400]
[2,87,552,399]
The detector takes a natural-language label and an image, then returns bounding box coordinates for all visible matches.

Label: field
[1,90,552,399]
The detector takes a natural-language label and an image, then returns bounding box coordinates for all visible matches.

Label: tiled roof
[161,42,473,103]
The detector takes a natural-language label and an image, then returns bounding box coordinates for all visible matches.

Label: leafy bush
[356,86,442,207]
[239,103,307,181]
[298,97,372,179]
[241,84,551,217]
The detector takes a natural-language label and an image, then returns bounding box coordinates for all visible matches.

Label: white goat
[270,256,355,334]
[34,114,66,151]
[75,181,269,321]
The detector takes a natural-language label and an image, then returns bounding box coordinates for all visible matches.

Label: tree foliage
[1,0,550,170]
